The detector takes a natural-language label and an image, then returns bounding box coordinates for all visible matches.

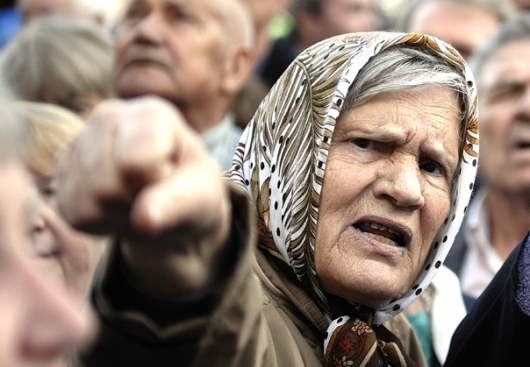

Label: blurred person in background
[231,0,293,129]
[258,0,386,89]
[17,101,107,302]
[242,0,293,63]
[112,0,254,170]
[444,20,530,365]
[0,90,96,367]
[16,0,126,33]
[444,11,530,311]
[514,0,530,10]
[0,14,114,119]
[235,0,386,128]
[394,0,516,61]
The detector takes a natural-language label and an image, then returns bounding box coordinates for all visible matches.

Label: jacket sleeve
[76,183,279,367]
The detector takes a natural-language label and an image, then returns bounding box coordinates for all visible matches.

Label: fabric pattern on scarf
[229,31,478,365]
[324,314,408,367]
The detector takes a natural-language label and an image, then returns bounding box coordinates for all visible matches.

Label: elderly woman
[55,32,478,366]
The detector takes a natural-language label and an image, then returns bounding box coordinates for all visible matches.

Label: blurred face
[314,0,381,39]
[0,162,94,367]
[408,1,500,61]
[29,174,106,299]
[17,0,73,25]
[315,86,460,309]
[514,0,530,10]
[242,0,291,29]
[477,41,530,196]
[114,0,231,109]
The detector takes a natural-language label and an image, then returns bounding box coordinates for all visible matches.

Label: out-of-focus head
[396,0,516,61]
[0,92,95,367]
[15,101,106,300]
[241,0,293,62]
[514,0,530,10]
[470,12,530,196]
[291,0,384,50]
[113,0,254,132]
[231,32,478,324]
[0,14,114,119]
[16,0,73,25]
[243,0,292,31]
[16,0,127,31]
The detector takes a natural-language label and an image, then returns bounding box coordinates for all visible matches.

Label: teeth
[368,222,392,234]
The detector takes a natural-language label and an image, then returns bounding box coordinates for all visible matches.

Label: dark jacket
[445,232,530,366]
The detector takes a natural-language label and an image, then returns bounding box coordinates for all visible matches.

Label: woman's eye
[352,138,373,149]
[420,160,443,175]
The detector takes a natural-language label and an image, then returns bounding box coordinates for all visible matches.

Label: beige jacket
[79,186,427,367]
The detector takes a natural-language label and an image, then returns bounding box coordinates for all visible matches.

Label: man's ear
[220,46,254,96]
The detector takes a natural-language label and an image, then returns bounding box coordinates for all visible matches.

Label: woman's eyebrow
[423,139,459,171]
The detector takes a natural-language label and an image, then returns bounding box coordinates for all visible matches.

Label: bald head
[215,0,255,49]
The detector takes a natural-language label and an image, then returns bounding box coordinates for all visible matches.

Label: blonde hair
[15,101,85,177]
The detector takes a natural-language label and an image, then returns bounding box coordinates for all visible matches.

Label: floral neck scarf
[230,32,478,366]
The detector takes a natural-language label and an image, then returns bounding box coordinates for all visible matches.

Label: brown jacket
[79,185,427,367]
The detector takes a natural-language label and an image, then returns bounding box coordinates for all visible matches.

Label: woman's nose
[374,161,425,209]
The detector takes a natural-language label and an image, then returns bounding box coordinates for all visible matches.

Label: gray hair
[346,45,467,115]
[471,11,530,84]
[0,85,28,163]
[394,0,516,32]
[0,14,114,110]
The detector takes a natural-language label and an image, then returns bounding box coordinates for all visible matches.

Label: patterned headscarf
[230,32,478,366]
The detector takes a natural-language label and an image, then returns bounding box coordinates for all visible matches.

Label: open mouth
[354,221,408,248]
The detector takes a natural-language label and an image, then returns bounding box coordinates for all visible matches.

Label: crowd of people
[0,0,530,366]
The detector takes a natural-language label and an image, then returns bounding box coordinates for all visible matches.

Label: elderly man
[113,0,254,170]
[444,11,530,310]
[258,0,384,88]
[443,17,530,366]
[395,0,516,61]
